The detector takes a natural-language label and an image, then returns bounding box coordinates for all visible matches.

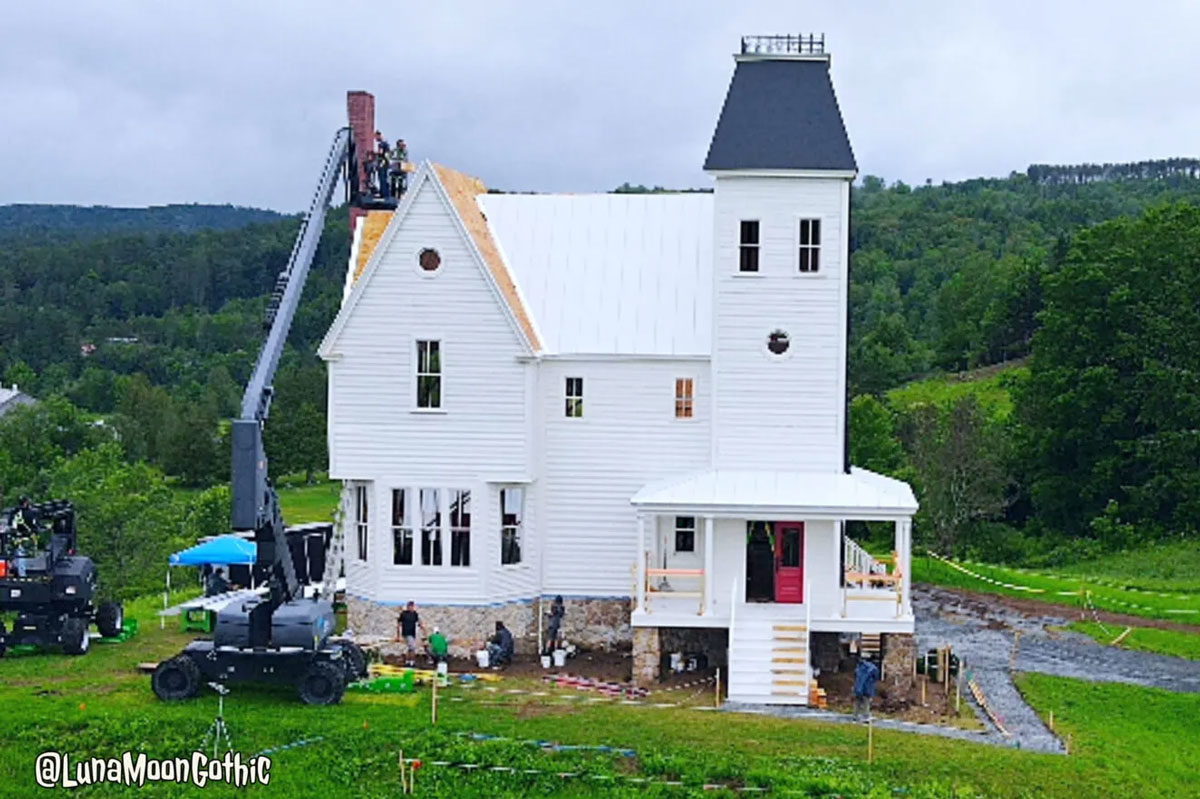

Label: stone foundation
[660,627,728,670]
[810,631,842,673]
[631,627,661,687]
[881,633,916,697]
[346,595,631,659]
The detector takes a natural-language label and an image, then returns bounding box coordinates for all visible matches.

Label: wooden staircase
[726,609,813,705]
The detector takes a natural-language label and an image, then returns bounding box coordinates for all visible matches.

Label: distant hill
[0,203,286,245]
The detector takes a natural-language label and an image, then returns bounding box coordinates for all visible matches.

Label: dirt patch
[382,649,633,683]
[919,583,1200,634]
[817,668,981,730]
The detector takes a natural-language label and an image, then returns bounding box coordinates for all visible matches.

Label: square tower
[705,35,856,474]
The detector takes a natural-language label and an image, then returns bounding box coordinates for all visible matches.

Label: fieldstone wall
[881,633,916,697]
[346,596,631,659]
[632,627,661,686]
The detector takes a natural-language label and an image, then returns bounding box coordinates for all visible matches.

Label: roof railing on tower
[740,34,825,56]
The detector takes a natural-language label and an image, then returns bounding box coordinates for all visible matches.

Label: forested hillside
[2,159,1200,595]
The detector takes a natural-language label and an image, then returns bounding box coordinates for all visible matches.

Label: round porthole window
[418,248,442,273]
[767,329,791,356]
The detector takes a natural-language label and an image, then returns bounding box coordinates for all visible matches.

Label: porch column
[895,518,912,615]
[702,515,714,615]
[636,512,647,613]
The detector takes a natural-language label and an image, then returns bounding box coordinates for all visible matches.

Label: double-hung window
[500,487,524,565]
[419,488,442,565]
[674,516,696,553]
[674,378,694,419]
[449,489,470,567]
[565,377,584,418]
[355,484,369,561]
[798,219,821,273]
[392,488,413,565]
[416,339,442,409]
[739,220,760,272]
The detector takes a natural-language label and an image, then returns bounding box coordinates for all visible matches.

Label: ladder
[320,482,352,594]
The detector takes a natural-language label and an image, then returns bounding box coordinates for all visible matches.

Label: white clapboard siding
[711,175,849,473]
[539,360,711,596]
[328,177,535,605]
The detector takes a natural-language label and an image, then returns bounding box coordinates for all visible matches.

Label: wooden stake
[1065,733,1072,755]
[1048,710,1054,732]
[431,677,438,725]
[955,675,961,713]
[399,749,407,794]
[921,675,927,706]
[867,717,874,764]
[715,667,721,707]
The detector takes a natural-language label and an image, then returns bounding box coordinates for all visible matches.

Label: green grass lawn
[913,553,1200,622]
[276,479,340,524]
[1,592,1198,797]
[1065,621,1200,661]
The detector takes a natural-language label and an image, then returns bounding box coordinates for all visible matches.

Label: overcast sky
[2,1,1198,211]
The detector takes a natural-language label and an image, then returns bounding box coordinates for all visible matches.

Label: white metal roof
[477,193,713,356]
[631,467,918,519]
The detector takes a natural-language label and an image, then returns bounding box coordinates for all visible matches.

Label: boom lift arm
[230,127,350,614]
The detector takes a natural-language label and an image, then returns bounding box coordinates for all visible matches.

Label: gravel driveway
[915,585,1200,753]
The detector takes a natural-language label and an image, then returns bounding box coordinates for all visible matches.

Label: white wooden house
[320,37,917,704]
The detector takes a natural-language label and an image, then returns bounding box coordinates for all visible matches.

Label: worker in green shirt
[427,626,448,665]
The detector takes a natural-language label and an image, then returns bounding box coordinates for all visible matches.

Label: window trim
[738,219,760,273]
[564,376,584,419]
[500,486,524,566]
[673,376,695,420]
[765,328,793,360]
[414,337,443,411]
[795,216,822,274]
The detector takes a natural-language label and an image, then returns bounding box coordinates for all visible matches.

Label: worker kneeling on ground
[427,626,448,664]
[485,621,513,669]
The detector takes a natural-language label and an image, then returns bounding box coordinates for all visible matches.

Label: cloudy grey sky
[2,1,1197,211]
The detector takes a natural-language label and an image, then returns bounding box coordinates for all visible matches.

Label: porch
[628,467,918,704]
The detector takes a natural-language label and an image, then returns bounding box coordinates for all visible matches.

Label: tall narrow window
[355,484,369,561]
[798,218,821,273]
[674,378,694,419]
[420,488,442,565]
[416,339,441,409]
[565,377,584,418]
[674,516,696,552]
[500,487,524,565]
[449,489,471,567]
[391,488,413,565]
[739,220,760,272]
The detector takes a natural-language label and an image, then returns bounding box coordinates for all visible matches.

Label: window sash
[674,516,696,552]
[416,340,442,408]
[738,220,760,272]
[420,488,442,565]
[565,377,583,418]
[449,489,470,567]
[355,485,369,560]
[798,218,821,273]
[391,488,413,565]
[500,487,523,565]
[674,378,694,419]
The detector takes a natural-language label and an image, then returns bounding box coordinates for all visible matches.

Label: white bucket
[552,649,566,667]
[475,649,489,669]
[540,655,551,669]
[669,652,683,673]
[436,660,449,685]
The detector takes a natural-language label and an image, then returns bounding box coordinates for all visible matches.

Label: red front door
[774,522,805,603]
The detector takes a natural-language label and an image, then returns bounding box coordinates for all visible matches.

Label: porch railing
[843,537,904,618]
[642,551,705,615]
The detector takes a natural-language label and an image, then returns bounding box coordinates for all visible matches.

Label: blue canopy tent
[169,535,257,566]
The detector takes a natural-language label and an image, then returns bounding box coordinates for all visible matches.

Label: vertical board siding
[711,176,848,472]
[540,360,711,595]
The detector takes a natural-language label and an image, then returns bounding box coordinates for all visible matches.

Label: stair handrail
[727,576,738,691]
[804,576,812,702]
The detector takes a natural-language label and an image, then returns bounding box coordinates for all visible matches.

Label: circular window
[418,248,442,272]
[766,329,791,356]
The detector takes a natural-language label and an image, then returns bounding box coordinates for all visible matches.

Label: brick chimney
[346,90,375,228]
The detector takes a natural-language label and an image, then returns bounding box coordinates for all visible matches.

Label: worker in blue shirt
[853,655,880,722]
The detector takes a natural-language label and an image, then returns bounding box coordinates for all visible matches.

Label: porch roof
[630,467,918,520]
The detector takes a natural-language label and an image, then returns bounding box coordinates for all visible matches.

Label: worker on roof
[363,151,379,196]
[390,139,408,197]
